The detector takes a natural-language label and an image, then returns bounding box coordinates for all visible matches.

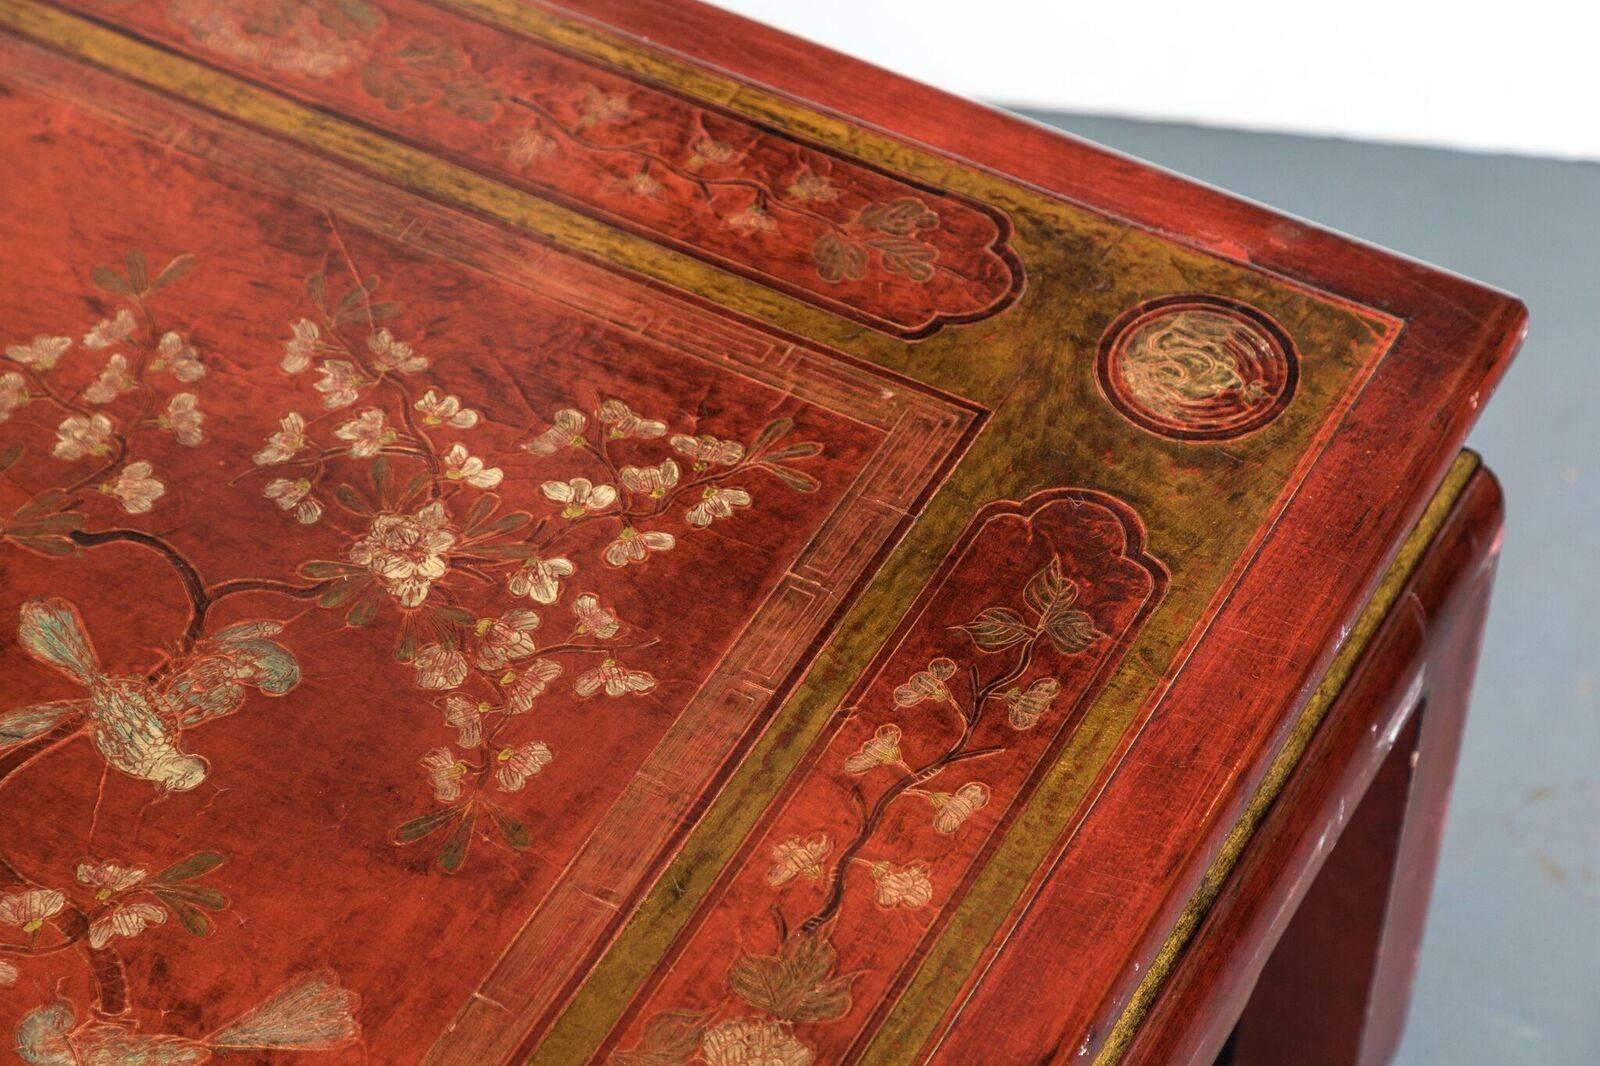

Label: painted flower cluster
[227,243,823,872]
[617,556,1106,1063]
[0,234,821,1055]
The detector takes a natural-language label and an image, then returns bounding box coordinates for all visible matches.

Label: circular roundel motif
[1096,294,1298,441]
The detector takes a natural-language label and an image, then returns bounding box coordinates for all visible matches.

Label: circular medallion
[1096,295,1297,441]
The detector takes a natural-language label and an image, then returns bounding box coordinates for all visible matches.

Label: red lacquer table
[0,1,1523,1063]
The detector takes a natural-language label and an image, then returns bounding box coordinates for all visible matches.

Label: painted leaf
[959,606,1030,651]
[812,233,867,283]
[394,807,462,844]
[361,40,499,121]
[762,463,820,493]
[152,851,226,884]
[859,197,938,235]
[1045,609,1103,654]
[436,809,475,873]
[155,883,228,911]
[90,263,131,296]
[1023,556,1078,620]
[150,252,197,292]
[489,807,532,851]
[312,0,384,39]
[867,235,936,282]
[726,932,854,1023]
[125,248,149,292]
[613,1010,705,1066]
[158,893,216,939]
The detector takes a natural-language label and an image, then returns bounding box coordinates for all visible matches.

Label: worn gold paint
[1089,450,1480,1066]
[0,3,1416,1060]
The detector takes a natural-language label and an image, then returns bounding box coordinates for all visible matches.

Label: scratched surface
[1033,108,1600,1066]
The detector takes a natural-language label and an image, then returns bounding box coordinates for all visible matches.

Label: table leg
[1124,465,1503,1066]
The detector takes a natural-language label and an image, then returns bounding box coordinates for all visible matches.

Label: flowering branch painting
[0,230,823,1056]
[76,0,1023,338]
[0,41,984,1052]
[612,493,1165,1063]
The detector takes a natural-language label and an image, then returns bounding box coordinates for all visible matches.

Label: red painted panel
[59,0,1023,338]
[606,490,1164,1063]
[0,77,973,1059]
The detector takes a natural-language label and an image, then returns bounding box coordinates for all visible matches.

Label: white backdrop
[711,0,1600,161]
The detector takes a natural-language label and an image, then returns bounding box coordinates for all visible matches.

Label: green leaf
[370,455,392,499]
[751,417,794,454]
[334,304,368,327]
[334,483,373,515]
[367,300,403,322]
[464,493,496,530]
[8,535,78,557]
[866,234,936,282]
[762,442,823,462]
[301,559,359,579]
[150,253,196,292]
[395,806,462,844]
[440,75,502,122]
[125,249,149,294]
[12,488,65,520]
[460,543,535,560]
[317,0,382,39]
[305,270,327,309]
[13,512,86,534]
[762,464,819,493]
[483,511,532,535]
[166,897,215,938]
[959,606,1031,652]
[316,579,364,612]
[346,592,381,628]
[157,883,228,910]
[152,850,227,884]
[90,264,131,296]
[430,604,476,627]
[399,471,432,506]
[489,807,531,851]
[0,441,24,472]
[436,809,475,873]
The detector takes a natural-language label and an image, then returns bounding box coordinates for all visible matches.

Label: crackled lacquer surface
[0,69,974,1060]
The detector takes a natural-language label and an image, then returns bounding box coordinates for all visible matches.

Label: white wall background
[712,0,1600,161]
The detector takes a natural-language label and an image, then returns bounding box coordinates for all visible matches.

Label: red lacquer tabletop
[0,1,1523,1062]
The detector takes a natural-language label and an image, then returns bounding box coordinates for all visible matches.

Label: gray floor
[1017,110,1600,1064]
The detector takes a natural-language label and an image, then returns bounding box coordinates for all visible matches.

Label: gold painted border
[0,4,1423,1060]
[0,0,841,341]
[1090,450,1481,1064]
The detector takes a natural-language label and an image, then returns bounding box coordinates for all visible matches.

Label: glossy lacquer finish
[0,0,1520,1062]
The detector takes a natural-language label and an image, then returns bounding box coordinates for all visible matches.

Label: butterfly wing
[17,599,100,685]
